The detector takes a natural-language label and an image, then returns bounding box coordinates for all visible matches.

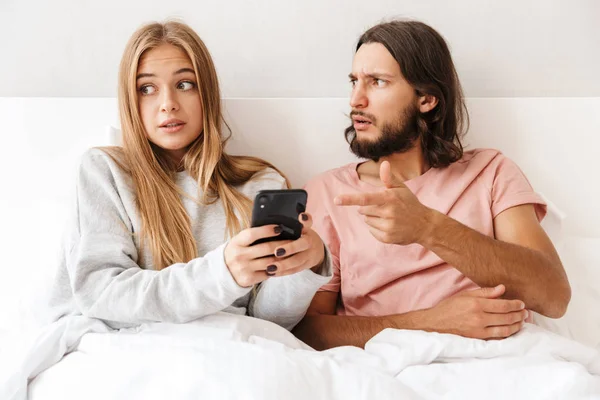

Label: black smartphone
[250,189,308,245]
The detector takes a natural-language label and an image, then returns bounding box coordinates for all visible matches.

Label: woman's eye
[375,79,386,87]
[139,85,156,95]
[178,81,196,91]
[349,79,357,87]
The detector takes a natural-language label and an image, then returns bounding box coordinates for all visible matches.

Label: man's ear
[418,94,438,113]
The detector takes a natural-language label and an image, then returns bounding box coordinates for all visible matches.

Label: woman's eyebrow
[173,67,195,76]
[136,68,194,81]
[136,72,155,80]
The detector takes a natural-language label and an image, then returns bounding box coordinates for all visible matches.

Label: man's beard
[345,104,420,161]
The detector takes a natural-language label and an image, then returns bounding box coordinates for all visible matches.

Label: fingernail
[334,197,341,205]
[524,310,529,318]
[301,213,309,221]
[276,248,286,257]
[520,302,525,309]
[266,265,277,273]
[274,226,282,234]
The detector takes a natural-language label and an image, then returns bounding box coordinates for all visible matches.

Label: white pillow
[107,125,122,146]
[529,194,599,348]
[538,192,566,249]
[533,236,600,350]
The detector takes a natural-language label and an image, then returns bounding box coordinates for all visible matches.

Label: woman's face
[136,44,203,163]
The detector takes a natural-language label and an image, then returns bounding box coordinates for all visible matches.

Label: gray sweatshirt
[43,148,331,330]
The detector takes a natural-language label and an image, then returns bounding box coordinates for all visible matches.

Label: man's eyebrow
[364,72,395,80]
[348,72,395,80]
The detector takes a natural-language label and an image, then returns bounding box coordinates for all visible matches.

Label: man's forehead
[351,67,397,78]
[351,43,399,77]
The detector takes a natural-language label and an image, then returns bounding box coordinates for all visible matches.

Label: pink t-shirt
[305,149,546,316]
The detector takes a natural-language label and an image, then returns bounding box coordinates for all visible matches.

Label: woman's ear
[418,94,439,113]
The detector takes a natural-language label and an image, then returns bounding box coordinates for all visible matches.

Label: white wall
[1,0,599,98]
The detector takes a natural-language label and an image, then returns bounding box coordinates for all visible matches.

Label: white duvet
[1,312,599,400]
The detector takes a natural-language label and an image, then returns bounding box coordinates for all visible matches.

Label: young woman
[45,20,331,331]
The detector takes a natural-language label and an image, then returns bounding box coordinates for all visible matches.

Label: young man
[293,20,570,350]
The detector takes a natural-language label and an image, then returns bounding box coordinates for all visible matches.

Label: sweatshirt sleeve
[66,150,250,325]
[248,252,333,330]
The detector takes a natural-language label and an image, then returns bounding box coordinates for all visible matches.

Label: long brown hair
[356,20,469,168]
[105,20,288,270]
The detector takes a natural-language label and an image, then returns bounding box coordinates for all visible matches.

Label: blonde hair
[104,20,288,270]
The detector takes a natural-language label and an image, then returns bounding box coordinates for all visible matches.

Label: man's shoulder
[304,163,357,191]
[456,148,503,165]
[450,148,516,177]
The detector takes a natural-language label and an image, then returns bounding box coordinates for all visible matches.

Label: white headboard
[2,97,598,232]
[1,97,599,333]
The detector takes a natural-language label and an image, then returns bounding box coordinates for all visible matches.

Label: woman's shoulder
[78,146,131,184]
[236,167,287,198]
[253,167,287,186]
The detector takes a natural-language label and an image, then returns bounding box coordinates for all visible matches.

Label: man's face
[346,43,420,160]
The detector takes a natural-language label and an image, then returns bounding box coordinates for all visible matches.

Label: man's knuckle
[514,313,524,324]
[499,327,512,337]
[468,299,480,312]
[472,314,484,326]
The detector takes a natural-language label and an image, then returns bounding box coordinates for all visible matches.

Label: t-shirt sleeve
[490,155,547,221]
[304,177,340,293]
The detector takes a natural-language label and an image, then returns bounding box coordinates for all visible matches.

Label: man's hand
[418,284,528,339]
[334,161,433,245]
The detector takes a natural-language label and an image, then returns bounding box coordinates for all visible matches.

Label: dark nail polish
[276,248,286,257]
[266,265,277,273]
[274,226,282,234]
[301,213,309,221]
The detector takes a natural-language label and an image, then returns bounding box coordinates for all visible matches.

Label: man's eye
[349,79,357,87]
[375,79,387,87]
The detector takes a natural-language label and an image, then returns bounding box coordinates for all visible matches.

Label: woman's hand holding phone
[270,212,325,275]
[224,213,325,288]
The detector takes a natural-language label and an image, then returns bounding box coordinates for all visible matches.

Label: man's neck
[356,143,429,186]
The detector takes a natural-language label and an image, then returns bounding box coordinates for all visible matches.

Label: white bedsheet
[1,312,599,400]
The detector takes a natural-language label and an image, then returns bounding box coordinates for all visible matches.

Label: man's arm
[293,285,527,350]
[292,292,424,350]
[420,204,570,318]
[336,161,571,319]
